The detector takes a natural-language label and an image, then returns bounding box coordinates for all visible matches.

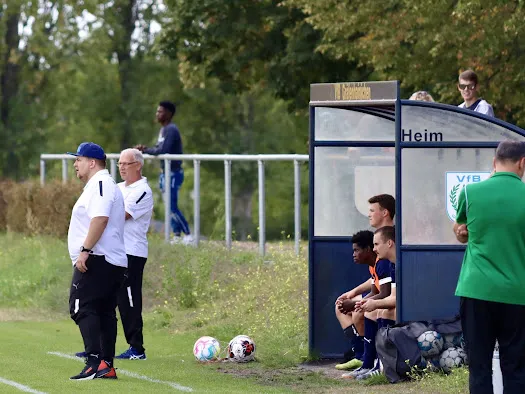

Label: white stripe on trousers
[127,286,134,307]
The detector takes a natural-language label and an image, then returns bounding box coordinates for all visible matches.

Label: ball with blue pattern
[193,336,221,362]
[417,330,444,357]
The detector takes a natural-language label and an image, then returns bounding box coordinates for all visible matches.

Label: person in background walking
[135,101,193,245]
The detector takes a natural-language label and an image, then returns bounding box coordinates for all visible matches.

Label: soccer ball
[417,330,444,357]
[443,333,463,350]
[439,346,465,372]
[457,346,468,365]
[227,335,256,362]
[193,336,221,362]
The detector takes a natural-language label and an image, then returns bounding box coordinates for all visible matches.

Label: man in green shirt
[454,140,525,394]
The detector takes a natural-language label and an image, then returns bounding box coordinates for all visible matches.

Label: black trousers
[69,255,126,364]
[117,254,147,353]
[460,297,525,394]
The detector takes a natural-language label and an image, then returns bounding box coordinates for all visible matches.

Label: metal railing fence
[39,153,309,256]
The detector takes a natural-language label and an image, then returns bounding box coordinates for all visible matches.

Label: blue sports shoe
[75,351,88,358]
[115,346,146,360]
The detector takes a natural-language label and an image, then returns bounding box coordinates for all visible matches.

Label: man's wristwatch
[80,246,92,253]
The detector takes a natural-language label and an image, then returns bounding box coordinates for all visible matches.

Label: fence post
[193,159,201,246]
[294,159,301,256]
[62,159,68,184]
[224,160,232,250]
[258,160,266,256]
[40,159,46,186]
[164,159,171,243]
[110,159,117,180]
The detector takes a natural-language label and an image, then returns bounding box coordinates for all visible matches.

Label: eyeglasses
[117,161,137,167]
[458,83,476,91]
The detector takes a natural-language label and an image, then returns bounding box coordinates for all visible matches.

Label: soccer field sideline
[0,318,470,394]
[0,376,46,394]
[0,320,292,394]
[47,352,193,392]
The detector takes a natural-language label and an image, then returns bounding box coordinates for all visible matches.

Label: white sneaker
[356,366,381,381]
[182,234,195,246]
[170,236,183,245]
[342,367,370,379]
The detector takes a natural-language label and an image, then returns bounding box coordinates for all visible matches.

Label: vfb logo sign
[446,172,491,221]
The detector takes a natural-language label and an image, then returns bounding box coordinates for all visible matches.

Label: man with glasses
[457,69,494,117]
[115,148,153,360]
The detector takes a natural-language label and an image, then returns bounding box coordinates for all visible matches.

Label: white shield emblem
[446,171,491,221]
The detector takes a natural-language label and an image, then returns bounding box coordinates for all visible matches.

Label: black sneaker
[69,364,97,380]
[95,360,118,379]
[75,351,87,358]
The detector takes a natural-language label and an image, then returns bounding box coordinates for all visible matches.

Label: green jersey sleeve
[456,185,467,224]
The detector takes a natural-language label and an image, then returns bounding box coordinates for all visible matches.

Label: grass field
[0,233,468,393]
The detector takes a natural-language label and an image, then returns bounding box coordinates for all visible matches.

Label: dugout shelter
[308,81,525,358]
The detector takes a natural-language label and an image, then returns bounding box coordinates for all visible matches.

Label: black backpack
[376,321,429,383]
[376,316,463,383]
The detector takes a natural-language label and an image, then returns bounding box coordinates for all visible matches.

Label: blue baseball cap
[67,142,106,160]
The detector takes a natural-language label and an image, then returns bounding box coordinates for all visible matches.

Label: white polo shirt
[118,177,154,258]
[68,169,127,267]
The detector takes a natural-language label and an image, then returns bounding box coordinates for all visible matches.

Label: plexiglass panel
[402,148,495,244]
[315,107,394,141]
[314,147,395,236]
[402,105,525,142]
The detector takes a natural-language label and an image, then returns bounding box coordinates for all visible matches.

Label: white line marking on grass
[47,352,193,392]
[0,377,47,394]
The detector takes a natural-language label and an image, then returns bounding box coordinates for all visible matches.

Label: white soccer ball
[193,336,221,362]
[439,346,465,372]
[227,335,256,362]
[457,346,468,365]
[417,330,444,357]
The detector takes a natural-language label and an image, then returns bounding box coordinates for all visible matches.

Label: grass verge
[0,232,468,393]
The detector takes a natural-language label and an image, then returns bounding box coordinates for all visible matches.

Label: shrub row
[0,180,82,237]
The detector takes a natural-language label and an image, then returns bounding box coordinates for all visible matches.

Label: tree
[161,0,371,110]
[76,0,168,149]
[289,0,525,125]
[0,0,95,178]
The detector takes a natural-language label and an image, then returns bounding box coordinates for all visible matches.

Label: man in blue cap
[66,142,128,380]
